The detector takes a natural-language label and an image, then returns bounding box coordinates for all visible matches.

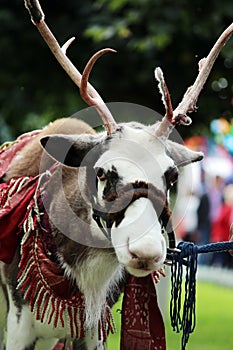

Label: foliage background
[0,0,233,141]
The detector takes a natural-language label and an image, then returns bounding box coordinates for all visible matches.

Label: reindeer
[0,1,232,349]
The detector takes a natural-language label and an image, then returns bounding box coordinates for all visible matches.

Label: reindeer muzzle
[92,181,176,264]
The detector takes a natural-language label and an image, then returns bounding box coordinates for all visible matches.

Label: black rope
[170,240,233,350]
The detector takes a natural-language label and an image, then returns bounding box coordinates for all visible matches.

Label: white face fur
[93,124,174,277]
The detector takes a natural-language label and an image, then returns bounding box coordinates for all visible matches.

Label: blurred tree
[0,0,233,142]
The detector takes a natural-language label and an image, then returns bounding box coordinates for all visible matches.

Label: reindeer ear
[166,139,204,167]
[40,133,105,167]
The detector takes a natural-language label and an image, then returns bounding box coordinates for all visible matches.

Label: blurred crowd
[174,164,233,269]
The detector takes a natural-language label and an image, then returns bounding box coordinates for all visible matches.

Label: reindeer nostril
[137,260,148,269]
[129,246,159,261]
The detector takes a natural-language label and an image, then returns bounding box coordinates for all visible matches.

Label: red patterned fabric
[0,130,41,263]
[0,176,39,263]
[121,275,166,350]
[0,130,40,178]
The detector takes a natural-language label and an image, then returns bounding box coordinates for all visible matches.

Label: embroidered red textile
[0,176,39,263]
[0,130,40,178]
[0,129,41,263]
[121,275,166,350]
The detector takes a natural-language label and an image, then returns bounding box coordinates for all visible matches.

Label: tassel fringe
[17,208,115,341]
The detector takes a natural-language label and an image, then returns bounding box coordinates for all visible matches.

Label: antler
[24,0,119,135]
[155,22,233,137]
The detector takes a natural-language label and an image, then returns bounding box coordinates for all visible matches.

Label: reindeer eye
[96,167,106,181]
[164,166,179,189]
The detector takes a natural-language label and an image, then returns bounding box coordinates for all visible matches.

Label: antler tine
[154,67,173,122]
[155,23,233,138]
[61,37,76,55]
[173,22,233,119]
[24,0,119,135]
[154,67,174,137]
[80,48,119,135]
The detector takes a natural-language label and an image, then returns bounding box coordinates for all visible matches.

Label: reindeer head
[25,1,233,277]
[41,121,203,277]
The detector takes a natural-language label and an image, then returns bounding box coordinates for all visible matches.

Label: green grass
[108,281,233,349]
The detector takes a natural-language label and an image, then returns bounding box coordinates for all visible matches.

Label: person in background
[197,191,211,265]
[176,190,200,243]
[196,175,224,265]
[211,184,233,268]
[208,175,225,224]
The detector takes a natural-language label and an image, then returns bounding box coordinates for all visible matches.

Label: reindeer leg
[5,300,37,350]
[6,300,58,350]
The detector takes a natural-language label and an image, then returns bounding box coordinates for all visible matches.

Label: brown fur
[5,118,95,181]
[45,166,98,265]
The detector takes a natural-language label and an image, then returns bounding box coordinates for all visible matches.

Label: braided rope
[170,240,233,350]
[196,241,233,254]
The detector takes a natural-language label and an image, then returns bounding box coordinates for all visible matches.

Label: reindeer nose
[128,240,161,260]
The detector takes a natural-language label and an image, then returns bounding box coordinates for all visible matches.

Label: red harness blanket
[0,132,166,349]
[0,130,40,264]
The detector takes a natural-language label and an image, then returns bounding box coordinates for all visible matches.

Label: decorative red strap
[120,274,166,350]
